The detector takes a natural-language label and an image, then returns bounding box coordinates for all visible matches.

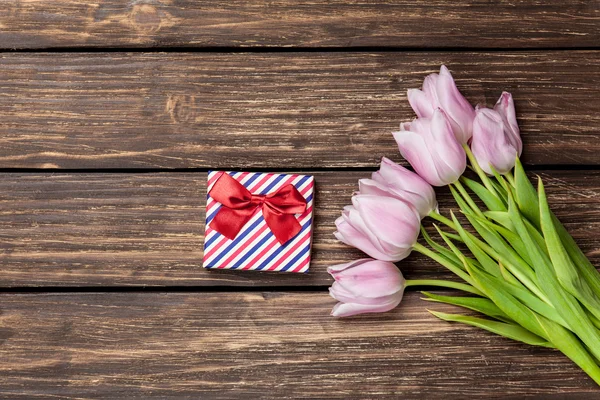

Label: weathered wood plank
[0,171,598,287]
[0,52,599,169]
[0,291,597,398]
[0,1,598,49]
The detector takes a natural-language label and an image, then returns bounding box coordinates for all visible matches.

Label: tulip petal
[407,89,434,118]
[358,178,393,197]
[399,121,412,131]
[353,195,420,251]
[377,157,430,194]
[471,108,519,174]
[494,91,522,156]
[334,214,397,261]
[331,294,403,317]
[393,129,444,186]
[329,282,357,302]
[429,109,467,183]
[375,157,438,217]
[422,73,440,106]
[436,65,475,143]
[330,285,404,306]
[326,258,372,274]
[330,260,405,298]
[344,207,389,254]
[345,209,408,261]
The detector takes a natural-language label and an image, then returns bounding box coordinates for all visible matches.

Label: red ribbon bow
[209,173,307,244]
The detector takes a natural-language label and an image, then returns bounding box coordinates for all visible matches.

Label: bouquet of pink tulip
[329,65,600,385]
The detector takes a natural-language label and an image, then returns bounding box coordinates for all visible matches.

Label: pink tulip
[334,194,420,262]
[328,258,405,317]
[494,91,523,156]
[471,106,521,175]
[358,157,437,219]
[393,109,467,186]
[407,65,475,144]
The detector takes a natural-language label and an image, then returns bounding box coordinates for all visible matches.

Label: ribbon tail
[263,208,302,245]
[210,207,256,241]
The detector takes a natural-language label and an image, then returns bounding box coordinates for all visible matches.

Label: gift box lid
[203,171,314,273]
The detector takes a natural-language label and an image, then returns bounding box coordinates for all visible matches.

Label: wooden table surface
[1,2,600,398]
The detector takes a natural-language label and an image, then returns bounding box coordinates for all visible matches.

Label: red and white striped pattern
[202,171,314,273]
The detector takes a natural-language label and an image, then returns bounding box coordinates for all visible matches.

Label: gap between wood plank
[0,286,332,293]
[0,285,455,293]
[2,46,600,54]
[0,165,599,174]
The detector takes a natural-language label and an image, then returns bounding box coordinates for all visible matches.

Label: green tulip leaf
[462,211,535,280]
[555,218,600,297]
[467,213,532,265]
[507,189,600,362]
[449,185,475,215]
[514,157,540,227]
[428,310,553,348]
[449,212,501,278]
[440,231,463,243]
[459,211,547,302]
[412,241,481,292]
[530,312,600,386]
[514,164,600,311]
[483,211,515,232]
[420,226,463,269]
[464,253,568,329]
[538,179,600,322]
[422,291,511,322]
[460,176,506,212]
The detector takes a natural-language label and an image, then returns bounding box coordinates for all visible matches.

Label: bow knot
[208,173,307,244]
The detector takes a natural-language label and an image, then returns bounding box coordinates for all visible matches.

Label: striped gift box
[202,171,315,273]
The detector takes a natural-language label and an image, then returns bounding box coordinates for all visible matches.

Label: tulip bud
[328,258,405,317]
[471,107,521,175]
[494,91,523,156]
[358,157,437,219]
[407,65,475,144]
[334,194,420,262]
[393,109,467,187]
[437,65,476,144]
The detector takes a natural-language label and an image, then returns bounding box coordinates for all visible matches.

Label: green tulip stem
[452,180,485,217]
[412,242,483,293]
[504,170,516,187]
[405,279,482,296]
[427,211,458,231]
[463,144,500,198]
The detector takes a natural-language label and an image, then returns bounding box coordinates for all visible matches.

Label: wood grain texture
[0,52,599,169]
[1,170,598,287]
[0,1,599,49]
[0,291,597,399]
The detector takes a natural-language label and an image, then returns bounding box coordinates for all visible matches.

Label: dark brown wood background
[1,1,599,398]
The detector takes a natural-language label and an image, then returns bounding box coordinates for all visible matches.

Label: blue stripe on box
[241,172,261,188]
[203,220,222,249]
[206,215,265,266]
[293,175,311,191]
[254,218,312,271]
[259,174,286,194]
[280,243,311,272]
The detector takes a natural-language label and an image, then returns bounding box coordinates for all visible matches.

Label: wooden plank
[0,291,597,398]
[0,170,598,287]
[0,52,599,169]
[0,1,598,49]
